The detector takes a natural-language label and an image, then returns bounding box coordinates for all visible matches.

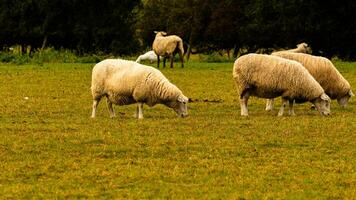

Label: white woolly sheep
[91,59,189,119]
[136,50,161,63]
[152,31,184,68]
[233,54,331,116]
[266,52,354,110]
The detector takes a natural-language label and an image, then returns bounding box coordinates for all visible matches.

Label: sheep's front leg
[240,89,250,116]
[157,55,160,68]
[91,98,101,118]
[106,98,116,118]
[136,103,144,119]
[278,98,288,116]
[288,100,296,116]
[163,57,167,68]
[265,99,274,111]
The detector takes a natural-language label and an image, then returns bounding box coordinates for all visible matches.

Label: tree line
[1,0,356,60]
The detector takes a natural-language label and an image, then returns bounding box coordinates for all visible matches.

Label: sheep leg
[170,54,174,68]
[179,51,184,68]
[288,100,296,116]
[278,98,288,116]
[157,55,160,68]
[91,98,101,118]
[163,57,167,68]
[106,98,115,118]
[240,89,250,116]
[136,102,144,119]
[265,99,274,111]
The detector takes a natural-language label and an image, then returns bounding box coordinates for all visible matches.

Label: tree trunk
[41,35,48,51]
[186,44,191,61]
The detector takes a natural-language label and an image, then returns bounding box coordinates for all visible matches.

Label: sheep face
[165,95,188,117]
[297,42,312,53]
[313,93,331,116]
[154,31,167,37]
[337,90,354,108]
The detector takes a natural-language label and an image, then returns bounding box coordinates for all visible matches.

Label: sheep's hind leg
[136,103,144,119]
[91,98,101,118]
[179,51,184,68]
[106,98,116,118]
[288,100,296,116]
[170,54,174,68]
[278,98,288,116]
[265,99,274,111]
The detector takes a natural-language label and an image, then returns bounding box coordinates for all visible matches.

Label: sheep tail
[177,40,185,56]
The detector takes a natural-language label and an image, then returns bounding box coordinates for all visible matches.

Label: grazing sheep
[266,52,354,110]
[91,59,189,119]
[135,50,161,63]
[152,31,184,68]
[233,54,331,116]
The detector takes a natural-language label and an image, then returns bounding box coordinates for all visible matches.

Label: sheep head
[154,31,167,37]
[297,42,312,53]
[165,95,189,117]
[337,90,354,108]
[313,93,331,116]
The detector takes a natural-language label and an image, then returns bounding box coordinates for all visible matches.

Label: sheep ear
[349,90,355,97]
[321,93,330,101]
[178,95,188,103]
[154,31,158,34]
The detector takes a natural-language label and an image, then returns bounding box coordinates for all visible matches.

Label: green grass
[0,61,355,199]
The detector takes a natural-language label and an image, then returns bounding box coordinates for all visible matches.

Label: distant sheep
[91,59,189,119]
[267,52,354,110]
[233,54,331,116]
[136,50,161,63]
[274,42,311,54]
[152,31,184,68]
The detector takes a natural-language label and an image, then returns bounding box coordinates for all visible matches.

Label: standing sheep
[266,52,354,110]
[91,59,189,119]
[135,50,161,63]
[233,54,331,116]
[152,31,184,68]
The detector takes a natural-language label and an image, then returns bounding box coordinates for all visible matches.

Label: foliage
[0,47,111,64]
[1,0,356,59]
[138,0,356,60]
[0,0,141,55]
[0,61,355,198]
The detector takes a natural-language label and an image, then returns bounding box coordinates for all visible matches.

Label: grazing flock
[90,32,354,119]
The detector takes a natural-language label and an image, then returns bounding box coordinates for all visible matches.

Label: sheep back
[233,54,324,101]
[272,52,351,99]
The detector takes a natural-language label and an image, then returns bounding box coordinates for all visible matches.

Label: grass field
[0,60,355,199]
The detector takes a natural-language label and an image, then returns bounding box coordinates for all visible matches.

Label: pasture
[0,61,355,199]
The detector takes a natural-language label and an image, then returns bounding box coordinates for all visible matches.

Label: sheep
[152,31,184,68]
[266,52,354,111]
[284,42,311,53]
[233,54,331,116]
[90,59,189,119]
[135,50,161,63]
